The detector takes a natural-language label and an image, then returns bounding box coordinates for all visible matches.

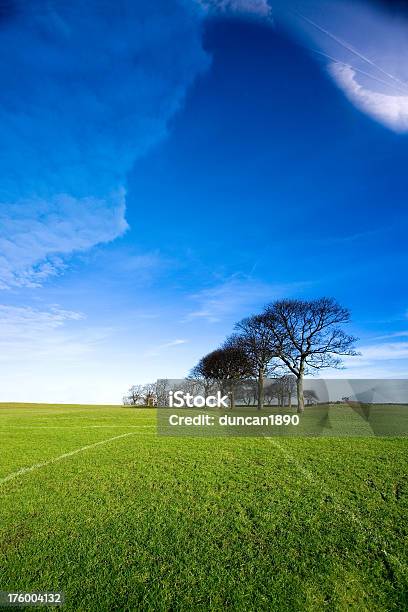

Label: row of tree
[123,375,323,409]
[123,379,177,407]
[190,297,358,413]
[123,382,157,407]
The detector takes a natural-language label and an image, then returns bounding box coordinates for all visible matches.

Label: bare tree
[266,376,294,408]
[123,384,145,406]
[179,377,206,399]
[123,382,158,407]
[156,379,170,407]
[143,382,157,407]
[226,314,281,410]
[269,378,285,407]
[236,378,258,406]
[264,380,278,406]
[194,346,253,409]
[280,374,296,408]
[189,361,218,401]
[264,298,358,413]
[304,389,319,406]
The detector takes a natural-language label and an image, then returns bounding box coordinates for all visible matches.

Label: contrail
[309,48,408,95]
[294,9,408,93]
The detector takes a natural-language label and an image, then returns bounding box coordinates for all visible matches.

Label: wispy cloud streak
[198,0,272,19]
[186,276,306,322]
[145,339,188,357]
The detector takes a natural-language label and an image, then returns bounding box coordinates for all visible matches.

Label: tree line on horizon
[190,297,358,412]
[124,297,359,413]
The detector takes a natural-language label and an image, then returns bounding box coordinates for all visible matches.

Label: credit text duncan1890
[168,414,300,426]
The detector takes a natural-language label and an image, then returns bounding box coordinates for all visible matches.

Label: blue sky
[1,0,407,403]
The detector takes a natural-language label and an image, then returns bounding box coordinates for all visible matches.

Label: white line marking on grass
[264,436,368,526]
[0,425,155,429]
[0,432,137,487]
[91,425,155,428]
[264,437,407,573]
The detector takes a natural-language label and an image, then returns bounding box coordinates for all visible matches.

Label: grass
[0,403,407,611]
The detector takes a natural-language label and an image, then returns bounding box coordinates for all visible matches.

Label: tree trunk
[257,368,264,410]
[204,382,209,404]
[288,392,292,410]
[297,375,304,413]
[230,384,236,410]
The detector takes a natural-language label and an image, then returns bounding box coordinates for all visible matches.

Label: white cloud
[373,331,408,341]
[0,192,128,289]
[198,0,272,19]
[329,63,408,133]
[0,303,130,403]
[0,302,177,403]
[325,340,408,379]
[0,304,92,362]
[317,338,408,379]
[145,339,188,357]
[272,0,408,133]
[355,342,408,362]
[0,304,83,329]
[1,1,209,289]
[164,339,188,347]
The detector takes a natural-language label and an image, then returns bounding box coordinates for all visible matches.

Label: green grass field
[1,403,407,611]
